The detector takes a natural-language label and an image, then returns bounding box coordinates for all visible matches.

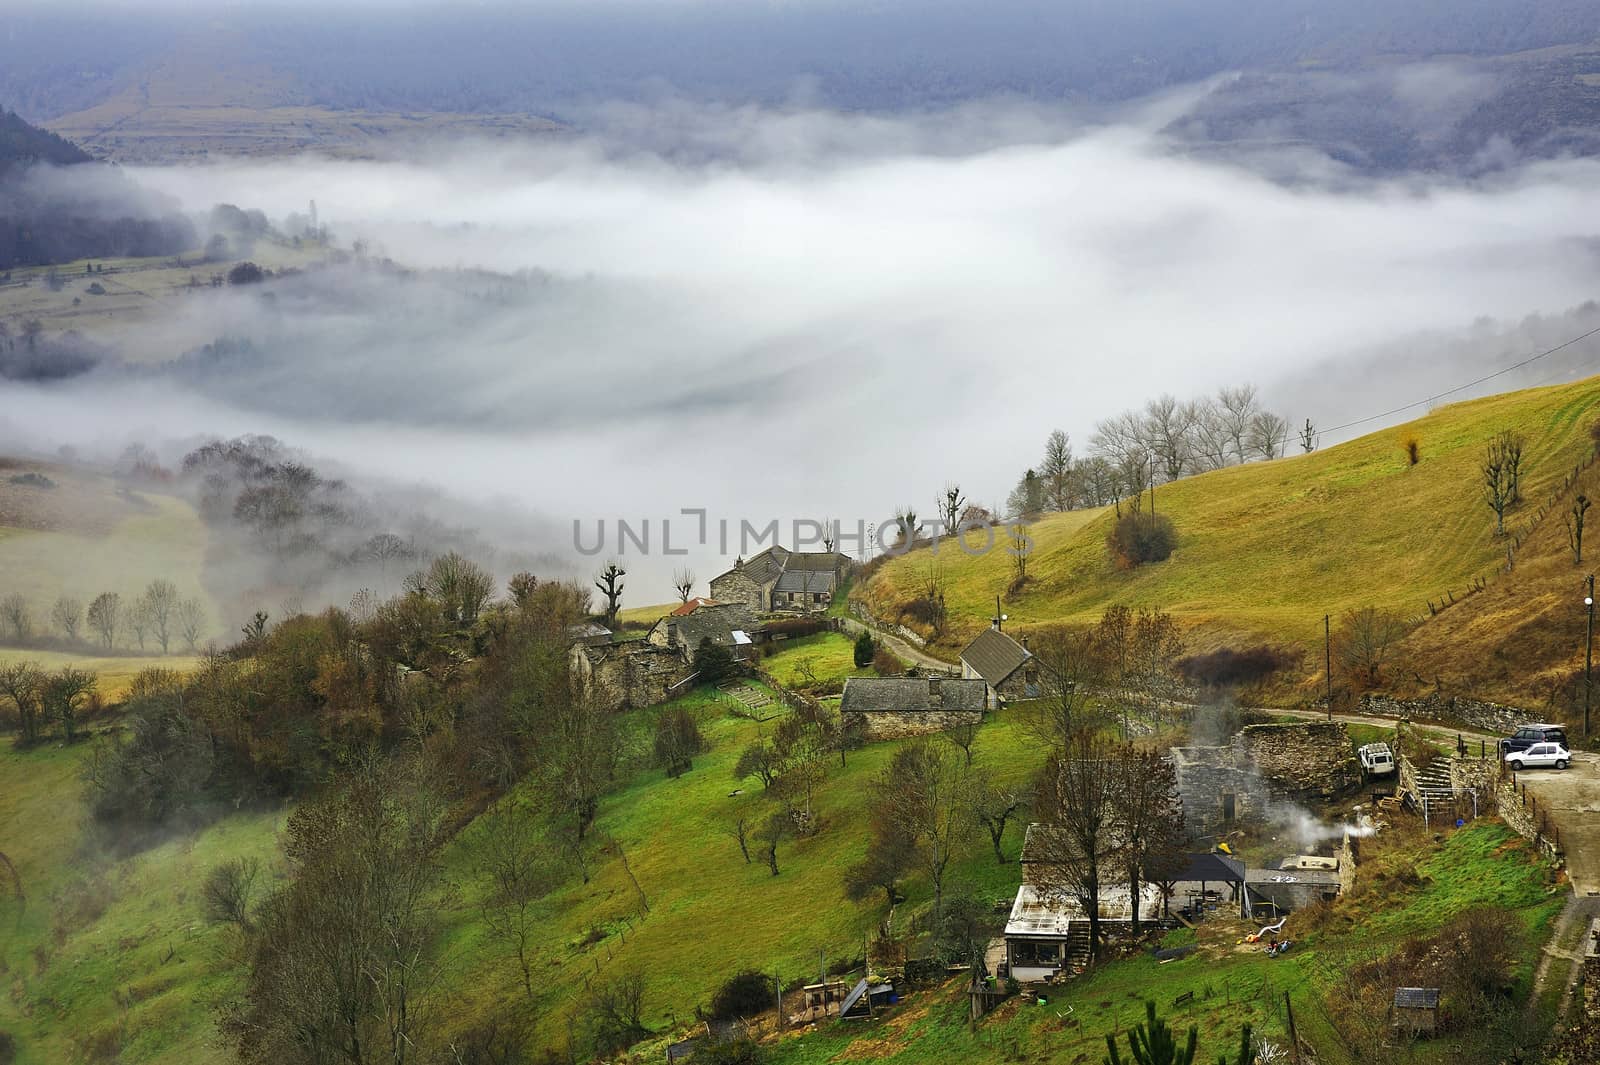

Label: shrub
[872,646,904,675]
[1399,432,1421,465]
[764,617,826,639]
[227,261,266,285]
[652,707,707,778]
[693,638,736,685]
[1106,511,1177,568]
[0,1030,15,1065]
[698,1038,766,1065]
[1175,645,1298,690]
[710,969,773,1020]
[853,631,876,668]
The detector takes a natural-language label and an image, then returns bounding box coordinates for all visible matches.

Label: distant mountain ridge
[0,109,89,171]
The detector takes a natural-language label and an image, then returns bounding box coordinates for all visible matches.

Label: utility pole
[1324,614,1332,719]
[1586,575,1595,737]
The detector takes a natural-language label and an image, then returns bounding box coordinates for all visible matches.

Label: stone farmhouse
[708,547,851,613]
[959,626,1041,709]
[839,675,987,739]
[646,601,760,663]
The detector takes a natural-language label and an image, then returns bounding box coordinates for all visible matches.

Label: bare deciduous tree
[87,592,120,650]
[755,810,789,876]
[594,561,626,627]
[1483,435,1512,536]
[1247,411,1290,460]
[974,782,1024,864]
[1568,494,1591,564]
[1111,746,1185,934]
[201,857,260,933]
[51,596,83,643]
[1041,430,1074,511]
[143,579,179,653]
[938,482,967,534]
[477,800,555,1001]
[178,598,206,652]
[871,740,977,924]
[1032,731,1120,962]
[0,593,30,643]
[1337,607,1411,686]
[672,567,695,603]
[0,661,45,744]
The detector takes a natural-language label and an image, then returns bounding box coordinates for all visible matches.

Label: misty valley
[7,4,1600,1065]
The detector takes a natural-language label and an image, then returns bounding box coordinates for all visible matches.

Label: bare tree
[726,816,752,864]
[43,666,95,740]
[1031,731,1120,962]
[1569,494,1591,564]
[672,567,695,604]
[944,717,979,766]
[1298,418,1317,454]
[126,597,152,651]
[1502,430,1526,503]
[1143,394,1198,483]
[938,482,967,534]
[1187,399,1233,472]
[1337,607,1411,686]
[1247,411,1290,460]
[143,579,179,653]
[1216,384,1260,463]
[1110,746,1185,935]
[974,782,1024,864]
[50,596,83,643]
[0,661,45,743]
[755,810,789,876]
[178,598,206,652]
[0,593,30,643]
[872,740,977,925]
[363,532,410,578]
[201,857,261,933]
[820,517,838,552]
[1483,434,1513,536]
[1040,430,1075,511]
[87,592,120,650]
[477,800,555,1001]
[594,561,626,627]
[1027,628,1105,751]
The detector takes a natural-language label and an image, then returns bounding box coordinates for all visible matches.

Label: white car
[1505,742,1571,771]
[1358,742,1395,776]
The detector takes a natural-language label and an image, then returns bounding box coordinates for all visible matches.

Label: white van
[1358,742,1395,776]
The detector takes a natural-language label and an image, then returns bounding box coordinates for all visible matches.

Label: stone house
[1171,722,1356,838]
[646,601,759,663]
[569,640,691,713]
[839,675,987,739]
[959,626,1041,708]
[708,546,850,613]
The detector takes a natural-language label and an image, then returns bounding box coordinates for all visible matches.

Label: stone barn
[569,641,691,713]
[959,626,1041,708]
[1172,721,1359,838]
[1392,987,1440,1034]
[839,676,986,739]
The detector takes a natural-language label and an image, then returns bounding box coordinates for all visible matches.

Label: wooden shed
[1393,987,1440,1034]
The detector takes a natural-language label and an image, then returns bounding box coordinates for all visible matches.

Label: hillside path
[837,616,956,673]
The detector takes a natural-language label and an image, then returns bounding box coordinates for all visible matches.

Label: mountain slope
[855,375,1600,703]
[0,109,89,171]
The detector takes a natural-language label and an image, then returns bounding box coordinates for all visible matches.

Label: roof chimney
[928,675,942,706]
[1021,634,1030,652]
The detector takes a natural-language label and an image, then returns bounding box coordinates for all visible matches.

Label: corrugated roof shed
[839,677,987,714]
[960,628,1031,686]
[1394,988,1440,1009]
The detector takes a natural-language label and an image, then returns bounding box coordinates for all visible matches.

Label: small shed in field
[1392,987,1440,1033]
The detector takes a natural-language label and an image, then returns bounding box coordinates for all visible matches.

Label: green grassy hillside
[857,377,1600,688]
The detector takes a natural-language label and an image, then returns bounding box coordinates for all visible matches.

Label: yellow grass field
[857,377,1600,675]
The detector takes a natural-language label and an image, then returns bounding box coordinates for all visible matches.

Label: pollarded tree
[87,592,121,650]
[1483,434,1513,535]
[938,482,967,533]
[594,561,625,627]
[672,567,695,603]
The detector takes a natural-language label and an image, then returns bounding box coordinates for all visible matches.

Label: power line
[1317,322,1600,439]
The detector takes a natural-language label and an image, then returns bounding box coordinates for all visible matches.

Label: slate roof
[1393,988,1440,1009]
[668,603,757,649]
[839,677,987,714]
[960,628,1031,687]
[775,568,838,593]
[714,547,848,589]
[1173,853,1247,885]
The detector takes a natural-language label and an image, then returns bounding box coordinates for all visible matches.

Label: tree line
[0,579,206,655]
[1006,385,1301,518]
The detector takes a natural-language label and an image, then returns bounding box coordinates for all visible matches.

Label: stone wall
[1170,747,1271,837]
[1358,692,1535,737]
[1235,721,1360,802]
[845,709,982,740]
[1496,777,1564,863]
[571,642,690,713]
[848,602,929,647]
[709,568,768,612]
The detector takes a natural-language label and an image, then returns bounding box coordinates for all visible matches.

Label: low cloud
[7,96,1600,600]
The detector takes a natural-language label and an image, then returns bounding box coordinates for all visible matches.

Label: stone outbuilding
[647,601,759,662]
[959,626,1041,708]
[569,641,692,713]
[1172,721,1358,837]
[708,546,851,613]
[1392,987,1440,1034]
[839,675,987,739]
